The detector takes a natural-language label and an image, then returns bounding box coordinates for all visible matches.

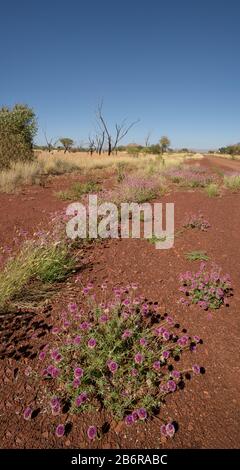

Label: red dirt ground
[0,156,240,449]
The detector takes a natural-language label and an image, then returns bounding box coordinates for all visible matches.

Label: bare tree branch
[96,102,139,156]
[43,130,58,152]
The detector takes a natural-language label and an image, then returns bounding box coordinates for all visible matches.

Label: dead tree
[145,132,151,148]
[95,130,105,155]
[96,103,139,156]
[44,131,58,153]
[88,136,96,156]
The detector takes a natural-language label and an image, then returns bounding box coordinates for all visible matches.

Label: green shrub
[205,183,220,197]
[0,104,37,169]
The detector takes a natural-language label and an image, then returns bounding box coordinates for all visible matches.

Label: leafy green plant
[185,251,209,261]
[24,284,203,438]
[179,263,232,309]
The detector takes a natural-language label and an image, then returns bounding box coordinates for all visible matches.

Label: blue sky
[0,0,239,149]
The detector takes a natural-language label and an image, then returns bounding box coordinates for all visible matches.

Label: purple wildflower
[63,320,71,329]
[167,380,177,392]
[132,411,139,422]
[160,424,167,436]
[134,352,144,364]
[76,392,88,407]
[166,316,174,326]
[38,351,46,361]
[139,338,147,346]
[166,423,175,437]
[74,367,84,378]
[72,378,81,388]
[193,335,201,343]
[153,361,161,371]
[55,353,63,363]
[23,407,32,421]
[192,364,201,374]
[52,327,60,335]
[73,335,81,345]
[137,408,147,420]
[51,401,61,416]
[107,361,118,374]
[80,321,90,331]
[122,329,132,339]
[87,426,97,440]
[99,314,109,323]
[162,350,170,360]
[172,370,181,379]
[162,330,170,341]
[68,302,78,313]
[55,424,65,437]
[50,397,60,408]
[125,414,134,425]
[51,367,60,378]
[88,338,97,349]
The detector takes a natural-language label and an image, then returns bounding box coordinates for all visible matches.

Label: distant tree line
[0,102,180,169]
[218,144,240,155]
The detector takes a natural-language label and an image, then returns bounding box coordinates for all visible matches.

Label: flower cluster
[165,166,213,188]
[179,263,232,309]
[183,212,210,231]
[24,284,203,439]
[101,175,164,205]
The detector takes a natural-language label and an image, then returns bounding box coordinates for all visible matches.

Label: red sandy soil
[0,156,240,449]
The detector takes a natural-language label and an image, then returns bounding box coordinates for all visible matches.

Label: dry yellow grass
[0,160,44,192]
[38,150,203,172]
[0,150,203,193]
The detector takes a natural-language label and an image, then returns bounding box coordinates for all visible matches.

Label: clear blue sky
[0,0,239,149]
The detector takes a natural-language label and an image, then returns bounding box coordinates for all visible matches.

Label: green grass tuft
[56,181,100,200]
[205,183,220,197]
[185,251,209,261]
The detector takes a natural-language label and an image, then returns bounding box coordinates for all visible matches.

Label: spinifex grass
[179,263,232,309]
[224,173,240,191]
[185,251,209,261]
[24,284,203,437]
[205,183,220,197]
[0,241,75,310]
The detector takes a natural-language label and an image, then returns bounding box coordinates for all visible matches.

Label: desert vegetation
[0,101,239,450]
